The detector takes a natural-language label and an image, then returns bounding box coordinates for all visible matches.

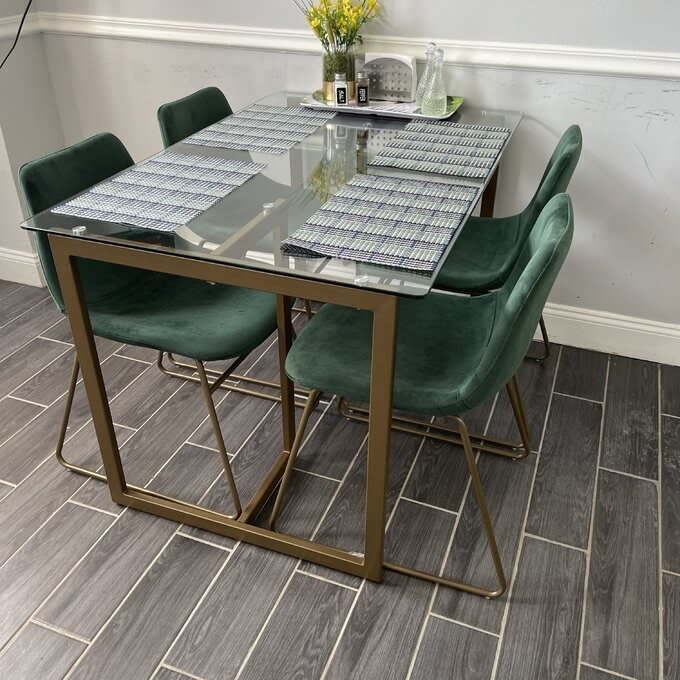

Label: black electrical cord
[0,0,34,72]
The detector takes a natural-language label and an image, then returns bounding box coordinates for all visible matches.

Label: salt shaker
[334,73,348,106]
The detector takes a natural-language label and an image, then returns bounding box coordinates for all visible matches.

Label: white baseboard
[0,247,44,287]
[541,302,680,366]
[3,11,680,80]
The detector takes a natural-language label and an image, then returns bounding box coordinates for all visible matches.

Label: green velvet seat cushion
[434,214,521,292]
[157,86,233,148]
[287,194,573,417]
[85,266,277,362]
[286,292,497,416]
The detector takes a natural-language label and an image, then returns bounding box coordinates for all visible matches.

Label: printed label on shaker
[336,87,347,105]
[357,85,369,105]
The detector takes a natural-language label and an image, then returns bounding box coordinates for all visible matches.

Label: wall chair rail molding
[0,13,41,41]
[14,11,680,81]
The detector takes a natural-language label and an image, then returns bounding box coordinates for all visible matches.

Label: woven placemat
[184,104,336,154]
[281,173,479,272]
[370,120,510,179]
[53,151,265,232]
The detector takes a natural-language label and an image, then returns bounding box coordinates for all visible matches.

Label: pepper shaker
[356,71,370,107]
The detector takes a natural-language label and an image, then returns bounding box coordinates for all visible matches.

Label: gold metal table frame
[50,233,399,583]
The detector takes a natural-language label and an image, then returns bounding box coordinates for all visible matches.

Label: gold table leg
[48,234,396,583]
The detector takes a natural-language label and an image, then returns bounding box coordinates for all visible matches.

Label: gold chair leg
[195,360,242,519]
[337,389,530,461]
[505,374,532,457]
[526,315,551,362]
[385,415,506,598]
[292,299,315,319]
[55,355,107,481]
[268,389,322,530]
[157,351,310,406]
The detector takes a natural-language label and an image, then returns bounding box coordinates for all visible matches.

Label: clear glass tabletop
[22,92,521,297]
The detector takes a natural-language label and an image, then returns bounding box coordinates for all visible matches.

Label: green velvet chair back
[18,132,135,311]
[461,193,574,409]
[157,86,233,148]
[516,125,581,244]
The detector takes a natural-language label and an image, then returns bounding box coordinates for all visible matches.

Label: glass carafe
[415,43,437,109]
[421,48,447,117]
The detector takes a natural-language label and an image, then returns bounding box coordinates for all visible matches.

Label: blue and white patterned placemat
[184,104,336,154]
[52,151,265,232]
[370,120,511,179]
[281,173,479,272]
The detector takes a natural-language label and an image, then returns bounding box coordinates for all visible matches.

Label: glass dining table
[22,91,521,583]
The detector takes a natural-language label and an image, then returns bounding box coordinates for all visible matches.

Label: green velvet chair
[157,86,232,148]
[436,125,582,360]
[269,193,574,597]
[19,132,278,516]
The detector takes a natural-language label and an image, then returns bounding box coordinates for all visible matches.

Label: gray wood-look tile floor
[0,279,677,680]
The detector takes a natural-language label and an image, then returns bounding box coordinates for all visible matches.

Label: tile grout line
[0,505,125,656]
[175,530,234,552]
[5,393,50,408]
[490,345,563,680]
[292,466,342,483]
[181,441,219,454]
[158,663,207,680]
[580,660,639,680]
[112,351,154,365]
[403,399,501,680]
[319,581,365,680]
[28,618,91,645]
[661,411,680,420]
[0,315,65,363]
[62,528,183,679]
[400,495,458,516]
[0,405,124,569]
[294,568,360,592]
[66,499,119,518]
[229,401,369,680]
[598,465,659,485]
[663,568,680,578]
[429,611,500,637]
[553,390,603,405]
[523,531,587,554]
[657,363,663,680]
[36,334,73,347]
[151,548,237,680]
[294,566,359,591]
[232,565,300,680]
[0,349,133,487]
[177,401,280,527]
[0,295,54,331]
[575,354,611,680]
[0,334,70,391]
[305,406,380,680]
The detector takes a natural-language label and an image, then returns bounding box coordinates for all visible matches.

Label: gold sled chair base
[158,352,310,407]
[268,389,515,598]
[336,377,532,462]
[55,353,248,517]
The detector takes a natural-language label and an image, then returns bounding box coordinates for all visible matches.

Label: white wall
[0,21,64,284]
[1,1,679,361]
